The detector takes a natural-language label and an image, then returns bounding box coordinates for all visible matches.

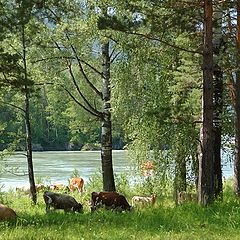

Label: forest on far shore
[0,111,126,151]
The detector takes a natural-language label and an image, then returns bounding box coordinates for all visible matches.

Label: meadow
[1,180,240,240]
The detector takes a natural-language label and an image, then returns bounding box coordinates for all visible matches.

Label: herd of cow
[0,177,159,221]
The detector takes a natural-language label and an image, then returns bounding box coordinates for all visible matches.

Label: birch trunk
[101,42,115,191]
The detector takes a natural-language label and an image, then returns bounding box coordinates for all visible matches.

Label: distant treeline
[0,102,126,151]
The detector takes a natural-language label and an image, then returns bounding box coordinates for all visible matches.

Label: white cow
[131,194,157,207]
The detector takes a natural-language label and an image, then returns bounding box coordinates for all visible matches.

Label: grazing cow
[69,178,84,193]
[131,194,157,207]
[16,186,30,194]
[0,204,17,221]
[43,191,83,214]
[50,184,70,192]
[177,191,197,205]
[91,191,131,212]
[35,184,47,192]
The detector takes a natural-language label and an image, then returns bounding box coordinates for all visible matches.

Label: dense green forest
[1,0,240,205]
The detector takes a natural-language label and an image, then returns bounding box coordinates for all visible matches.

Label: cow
[35,184,47,192]
[0,204,17,221]
[177,191,197,205]
[69,178,84,193]
[91,191,132,212]
[50,184,70,192]
[43,191,83,214]
[16,184,47,194]
[131,194,157,207]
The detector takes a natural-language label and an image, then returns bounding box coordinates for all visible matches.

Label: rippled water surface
[0,150,129,191]
[0,150,234,191]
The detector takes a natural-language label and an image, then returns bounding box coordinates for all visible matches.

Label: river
[0,150,129,191]
[0,150,234,191]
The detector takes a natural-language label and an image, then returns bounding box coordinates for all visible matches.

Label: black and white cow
[43,191,83,213]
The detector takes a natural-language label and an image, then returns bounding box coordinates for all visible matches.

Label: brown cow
[43,191,83,214]
[131,194,157,207]
[69,178,84,193]
[0,204,17,221]
[91,191,132,212]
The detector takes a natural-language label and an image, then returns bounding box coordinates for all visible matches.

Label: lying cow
[131,194,157,207]
[35,184,47,192]
[16,186,30,194]
[0,204,17,221]
[91,191,131,212]
[50,184,70,192]
[69,177,84,193]
[177,191,197,205]
[16,184,47,194]
[43,191,83,214]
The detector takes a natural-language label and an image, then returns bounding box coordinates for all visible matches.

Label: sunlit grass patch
[1,180,240,239]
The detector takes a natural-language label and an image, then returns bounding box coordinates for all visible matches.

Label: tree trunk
[198,0,214,206]
[42,84,50,143]
[234,1,240,197]
[24,93,37,204]
[101,42,115,191]
[213,67,223,199]
[174,140,187,205]
[22,24,37,204]
[212,9,223,199]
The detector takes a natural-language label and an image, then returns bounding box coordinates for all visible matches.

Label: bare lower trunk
[198,0,214,206]
[234,76,240,196]
[213,68,223,199]
[174,143,187,205]
[234,1,240,197]
[212,9,223,199]
[25,94,37,204]
[22,24,36,204]
[101,42,115,191]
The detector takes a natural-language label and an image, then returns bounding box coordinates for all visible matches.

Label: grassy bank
[1,183,240,240]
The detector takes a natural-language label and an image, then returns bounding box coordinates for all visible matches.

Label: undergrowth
[0,178,240,239]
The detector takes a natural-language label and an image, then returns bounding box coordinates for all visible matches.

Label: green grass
[1,187,240,240]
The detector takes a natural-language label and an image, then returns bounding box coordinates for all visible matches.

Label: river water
[0,150,129,191]
[0,150,234,191]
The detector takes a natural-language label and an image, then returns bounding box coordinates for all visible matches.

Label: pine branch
[0,100,25,113]
[128,31,202,55]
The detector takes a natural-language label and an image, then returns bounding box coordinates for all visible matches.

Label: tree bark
[213,67,223,199]
[174,138,187,205]
[42,84,50,142]
[234,1,240,197]
[24,93,37,204]
[212,9,223,199]
[22,24,37,205]
[101,42,115,191]
[198,0,214,206]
